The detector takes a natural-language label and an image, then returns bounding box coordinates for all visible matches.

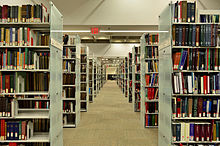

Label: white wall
[86,43,138,57]
[52,0,220,25]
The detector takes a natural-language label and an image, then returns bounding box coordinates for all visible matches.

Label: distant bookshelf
[0,2,63,145]
[128,52,132,103]
[132,46,141,112]
[62,34,80,128]
[80,46,89,112]
[89,58,93,102]
[159,1,220,145]
[124,57,128,97]
[140,33,159,128]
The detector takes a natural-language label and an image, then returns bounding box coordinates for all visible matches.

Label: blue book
[10,28,12,45]
[6,122,10,140]
[179,50,188,70]
[189,123,194,141]
[14,122,19,140]
[202,99,207,117]
[192,25,196,46]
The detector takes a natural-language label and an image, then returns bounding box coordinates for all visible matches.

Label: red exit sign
[91,27,99,34]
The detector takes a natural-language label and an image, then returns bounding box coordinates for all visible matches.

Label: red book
[145,102,148,113]
[9,143,18,146]
[194,124,200,141]
[27,28,30,46]
[21,121,26,140]
[201,124,205,141]
[179,1,182,22]
[205,124,211,141]
[39,101,42,109]
[1,120,5,140]
[197,97,203,117]
[5,75,10,93]
[147,88,151,100]
[204,75,207,94]
[210,120,214,141]
[145,75,150,86]
[151,88,155,100]
[177,98,181,117]
[145,114,148,126]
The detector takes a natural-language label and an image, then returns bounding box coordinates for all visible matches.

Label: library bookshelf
[159,1,220,145]
[0,1,63,146]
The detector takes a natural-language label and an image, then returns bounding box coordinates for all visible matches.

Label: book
[1,4,49,23]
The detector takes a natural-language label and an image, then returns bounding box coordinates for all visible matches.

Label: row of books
[145,34,159,45]
[81,74,86,82]
[63,114,75,125]
[134,46,140,54]
[16,95,49,100]
[81,56,87,64]
[0,72,49,93]
[1,143,49,146]
[63,87,75,98]
[145,46,158,59]
[173,1,196,23]
[63,74,75,85]
[63,35,76,46]
[18,101,49,109]
[0,27,49,46]
[0,49,49,70]
[172,24,218,47]
[173,48,220,71]
[63,47,75,59]
[145,88,158,100]
[145,102,158,113]
[0,4,49,23]
[63,101,75,113]
[173,72,220,94]
[145,73,159,86]
[145,114,158,126]
[81,47,87,54]
[200,14,220,23]
[145,60,158,72]
[81,64,87,72]
[0,119,49,140]
[135,55,140,64]
[172,121,220,142]
[63,60,75,73]
[172,97,220,118]
[0,98,13,117]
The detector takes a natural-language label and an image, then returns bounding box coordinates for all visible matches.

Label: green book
[152,115,155,126]
[217,122,220,141]
[208,49,211,70]
[2,75,5,93]
[178,49,184,69]
[10,75,14,93]
[193,97,198,117]
[19,121,22,140]
[7,51,10,69]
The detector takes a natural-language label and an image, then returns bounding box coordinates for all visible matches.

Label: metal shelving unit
[124,57,128,97]
[93,58,97,98]
[140,33,159,128]
[132,46,141,112]
[62,35,80,128]
[0,2,63,146]
[158,3,220,146]
[128,52,133,103]
[89,58,93,102]
[80,46,89,112]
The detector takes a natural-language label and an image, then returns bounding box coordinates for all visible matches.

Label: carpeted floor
[63,80,158,146]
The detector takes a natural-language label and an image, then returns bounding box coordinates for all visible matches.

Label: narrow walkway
[63,81,158,146]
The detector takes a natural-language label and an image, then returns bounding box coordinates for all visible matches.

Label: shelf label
[51,38,63,51]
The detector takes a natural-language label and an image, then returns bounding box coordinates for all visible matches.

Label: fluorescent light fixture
[51,30,168,33]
